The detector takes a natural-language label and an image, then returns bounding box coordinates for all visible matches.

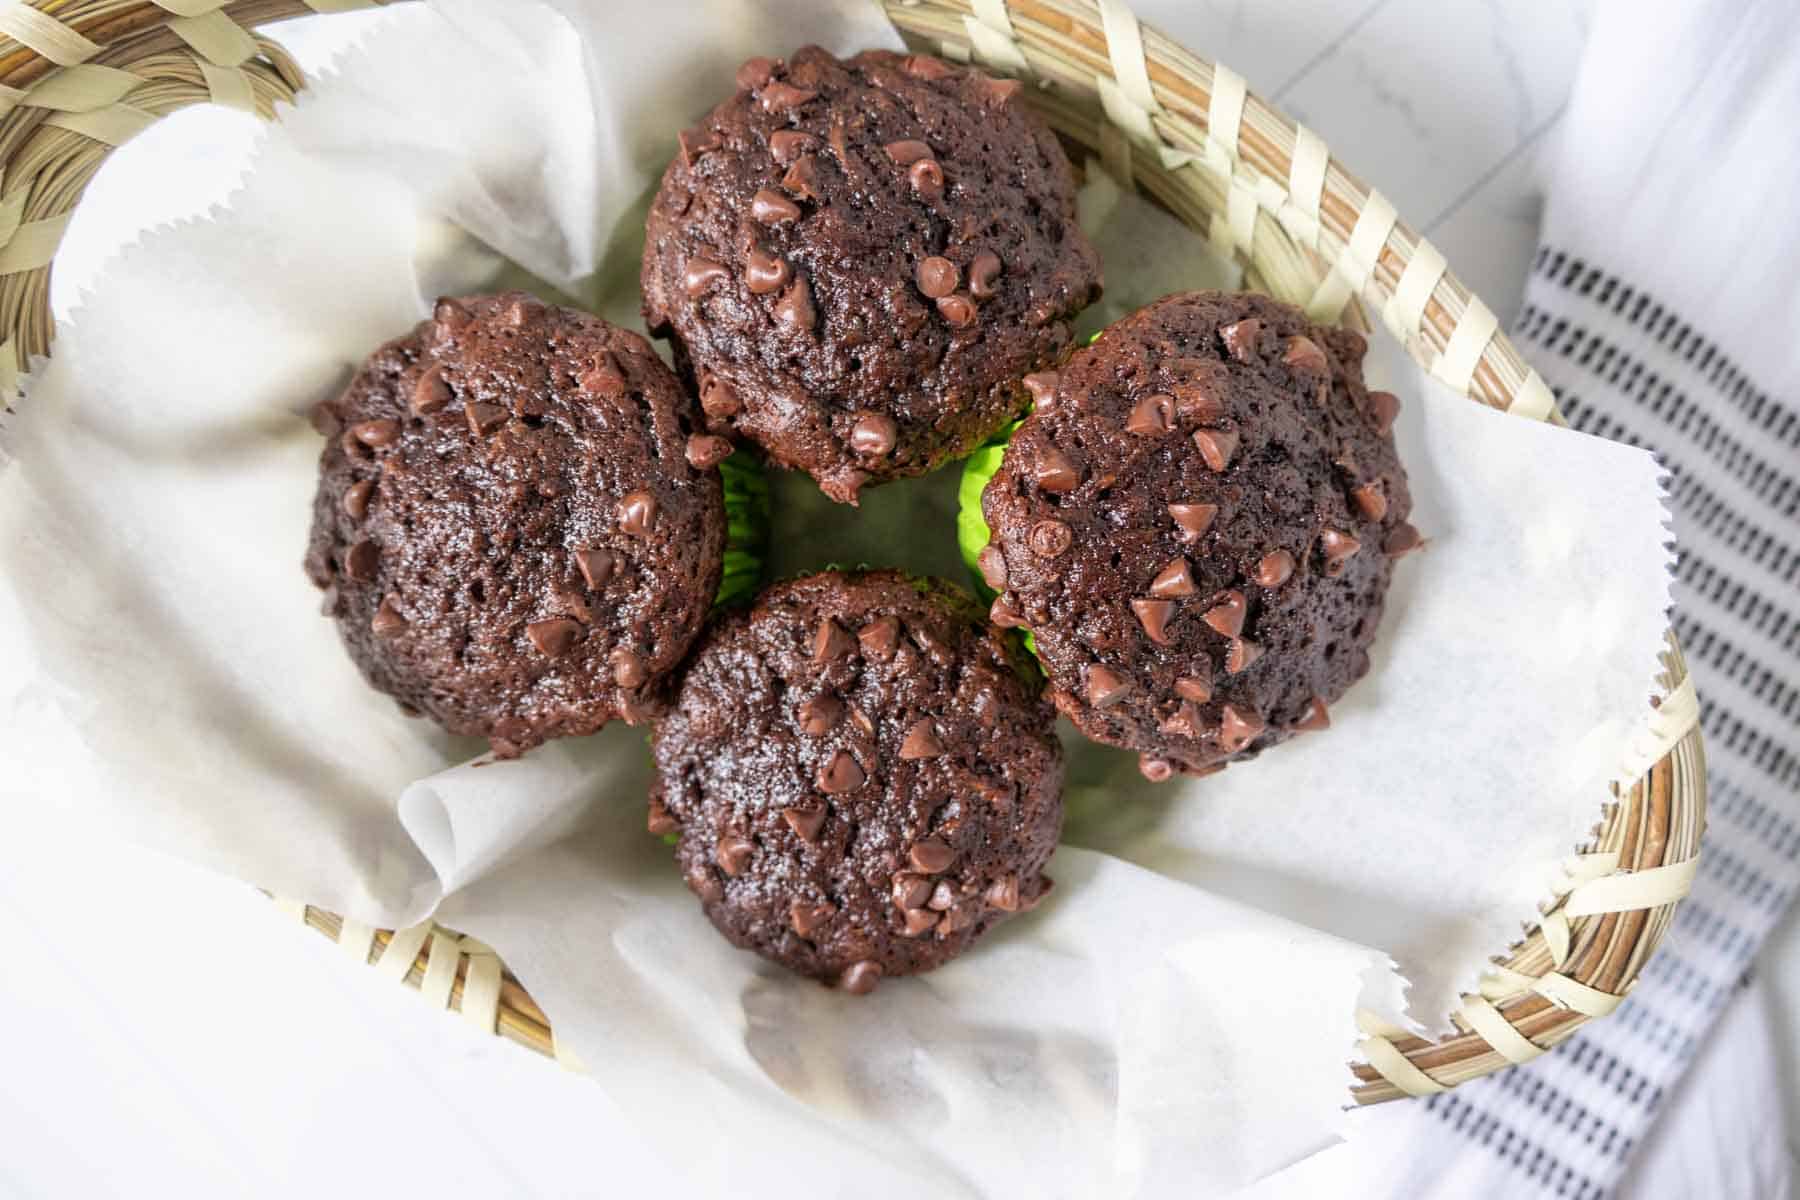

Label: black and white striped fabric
[1398,2,1800,1194]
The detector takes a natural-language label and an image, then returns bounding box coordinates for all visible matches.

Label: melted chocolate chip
[1351,482,1388,521]
[1148,558,1197,599]
[1027,519,1072,558]
[1033,447,1080,493]
[768,129,818,164]
[1282,335,1329,376]
[908,158,945,199]
[412,367,451,415]
[797,694,843,735]
[967,249,1002,299]
[1218,703,1264,752]
[685,433,734,470]
[916,255,959,298]
[857,615,900,660]
[343,479,375,520]
[1382,522,1423,557]
[716,834,755,876]
[989,593,1026,628]
[700,374,741,419]
[610,647,649,688]
[976,544,1009,590]
[1201,590,1247,638]
[345,539,379,583]
[1126,393,1175,437]
[1086,664,1131,707]
[1174,675,1213,703]
[892,873,933,910]
[1218,317,1262,362]
[1225,638,1263,673]
[759,82,817,112]
[790,899,835,937]
[774,278,817,331]
[817,749,867,794]
[575,548,616,590]
[1319,528,1361,574]
[782,803,828,844]
[683,257,729,297]
[908,837,956,873]
[745,248,791,295]
[985,873,1020,911]
[647,798,678,837]
[1022,372,1059,410]
[936,293,977,328]
[839,961,882,994]
[900,719,945,760]
[526,617,580,657]
[1131,598,1175,645]
[736,56,779,91]
[1169,502,1219,542]
[1368,390,1401,435]
[1192,427,1239,472]
[617,490,659,537]
[849,412,898,457]
[1294,696,1331,731]
[1253,549,1295,587]
[813,618,856,663]
[371,596,407,638]
[1138,754,1174,783]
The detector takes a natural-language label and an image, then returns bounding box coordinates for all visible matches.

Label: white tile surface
[7,1,1792,1197]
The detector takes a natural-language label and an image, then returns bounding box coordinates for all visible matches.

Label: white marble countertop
[4,2,1795,1196]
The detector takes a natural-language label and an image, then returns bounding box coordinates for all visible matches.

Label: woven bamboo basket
[0,0,1707,1105]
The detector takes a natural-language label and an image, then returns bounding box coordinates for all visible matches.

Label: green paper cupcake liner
[715,449,771,609]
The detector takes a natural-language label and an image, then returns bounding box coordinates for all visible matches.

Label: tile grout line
[1271,0,1394,101]
[1423,101,1569,234]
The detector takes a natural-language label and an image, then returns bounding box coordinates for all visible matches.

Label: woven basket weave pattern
[0,0,1705,1104]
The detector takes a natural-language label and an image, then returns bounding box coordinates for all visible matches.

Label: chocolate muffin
[977,291,1421,779]
[650,570,1063,993]
[305,292,729,757]
[641,46,1102,504]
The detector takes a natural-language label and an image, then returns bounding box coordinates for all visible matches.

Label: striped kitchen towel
[1395,1,1800,1196]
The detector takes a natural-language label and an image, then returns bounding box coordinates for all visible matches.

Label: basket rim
[0,0,1705,1109]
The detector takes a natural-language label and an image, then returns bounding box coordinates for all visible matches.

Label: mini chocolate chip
[790,900,836,938]
[581,352,626,395]
[1175,675,1213,703]
[781,154,821,200]
[646,798,678,837]
[610,647,648,688]
[1148,557,1197,598]
[686,433,734,470]
[1022,371,1059,410]
[884,139,932,164]
[412,366,451,414]
[849,412,898,457]
[967,249,1002,299]
[678,127,720,166]
[527,617,580,657]
[617,490,658,537]
[979,75,1023,105]
[1320,528,1361,574]
[1159,700,1204,739]
[927,880,957,911]
[1033,447,1079,493]
[1126,393,1175,437]
[818,749,866,795]
[339,428,371,461]
[352,419,400,448]
[750,187,801,225]
[745,248,791,295]
[343,479,375,520]
[902,907,941,937]
[1202,590,1247,638]
[900,719,945,760]
[433,297,472,330]
[904,54,956,80]
[760,81,816,112]
[1086,664,1131,708]
[1131,598,1176,645]
[908,158,945,199]
[1368,390,1401,435]
[985,874,1020,912]
[989,593,1025,629]
[857,615,900,660]
[1351,482,1388,520]
[1218,704,1264,752]
[736,55,778,91]
[371,596,407,637]
[774,278,816,332]
[503,296,542,327]
[345,539,379,583]
[1173,378,1226,425]
[839,960,883,994]
[1138,754,1174,783]
[1253,549,1296,587]
[915,255,958,298]
[769,129,818,164]
[683,257,729,297]
[782,803,827,844]
[936,293,977,328]
[700,374,741,419]
[716,834,755,876]
[1383,522,1423,557]
[797,695,842,735]
[1192,427,1239,471]
[1295,696,1331,731]
[1219,317,1262,362]
[1225,638,1263,673]
[1027,519,1072,558]
[575,548,615,590]
[908,837,956,873]
[813,618,856,663]
[466,402,509,437]
[1282,335,1329,375]
[976,544,1009,590]
[893,873,933,910]
[1169,502,1219,542]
